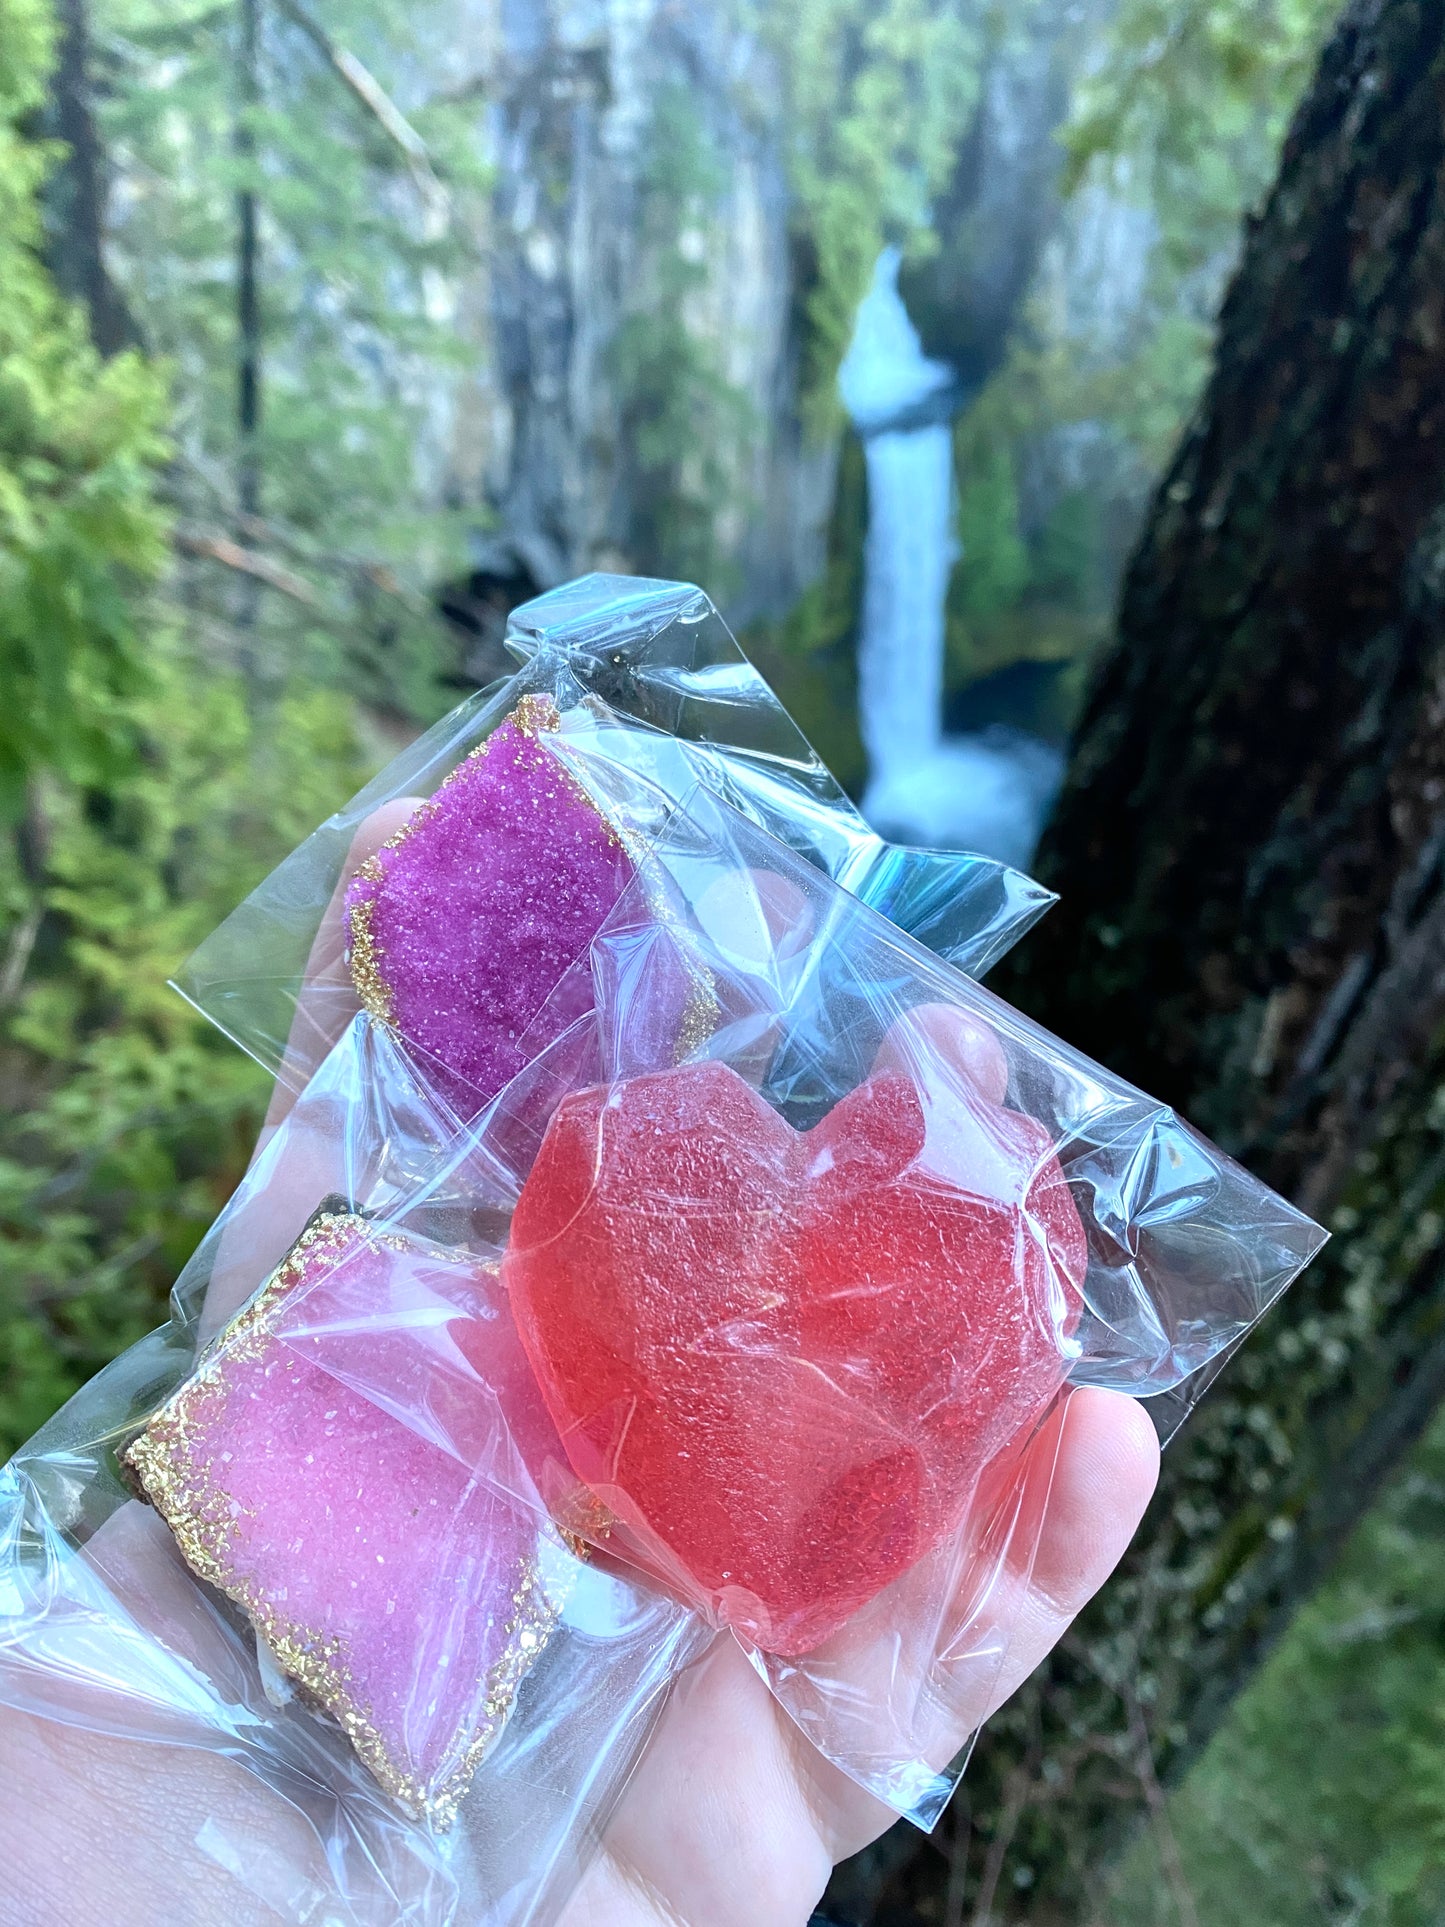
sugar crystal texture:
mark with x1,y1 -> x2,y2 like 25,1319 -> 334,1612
345,698 -> 636,1116
505,1058 -> 1085,1655
125,1213 -> 557,1825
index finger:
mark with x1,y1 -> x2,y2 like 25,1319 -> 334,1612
261,799 -> 423,1138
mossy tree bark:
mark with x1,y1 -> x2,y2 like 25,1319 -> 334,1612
830,1 -> 1445,1918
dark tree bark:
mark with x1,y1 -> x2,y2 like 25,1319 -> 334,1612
232,0 -> 264,648
236,0 -> 263,528
830,1 -> 1445,1918
41,0 -> 131,355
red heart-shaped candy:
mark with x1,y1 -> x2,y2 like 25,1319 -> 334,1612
504,1052 -> 1085,1653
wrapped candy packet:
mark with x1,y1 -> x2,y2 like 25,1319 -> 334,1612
270,777 -> 1326,1825
0,568 -> 1326,1920
0,1014 -> 707,1924
122,1204 -> 565,1828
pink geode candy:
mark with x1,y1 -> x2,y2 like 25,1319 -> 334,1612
344,695 -> 636,1115
125,1210 -> 558,1825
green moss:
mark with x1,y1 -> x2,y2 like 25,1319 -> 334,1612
954,438 -> 1030,624
943,381 -> 1110,722
1034,488 -> 1101,606
1102,1408 -> 1445,1927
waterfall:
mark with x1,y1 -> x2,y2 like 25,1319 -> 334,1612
838,250 -> 1063,871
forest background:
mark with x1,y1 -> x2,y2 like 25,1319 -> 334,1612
2,0 -> 1439,1921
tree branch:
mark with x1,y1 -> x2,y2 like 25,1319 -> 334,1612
173,528 -> 321,606
272,0 -> 448,228
166,454 -> 429,610
0,905 -> 43,1010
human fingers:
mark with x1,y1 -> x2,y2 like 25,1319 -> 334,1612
774,1387 -> 1158,1864
0,1703 -> 304,1927
565,1396 -> 1157,1926
873,998 -> 1010,1103
0,1502 -> 349,1927
261,798 -> 423,1136
556,1632 -> 836,1927
976,1385 -> 1159,1715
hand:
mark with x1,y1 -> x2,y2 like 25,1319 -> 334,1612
0,1392 -> 1154,1927
560,1386 -> 1157,1926
0,815 -> 1160,1927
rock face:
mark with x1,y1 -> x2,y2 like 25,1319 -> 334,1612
415,2 -> 1158,671
900,2 -> 1079,392
420,1 -> 834,633
903,0 -> 1160,604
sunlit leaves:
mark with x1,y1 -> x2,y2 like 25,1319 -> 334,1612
1065,0 -> 1339,275
0,0 -> 169,821
0,0 -> 369,1451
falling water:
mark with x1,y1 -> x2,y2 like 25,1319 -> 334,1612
838,251 -> 1063,870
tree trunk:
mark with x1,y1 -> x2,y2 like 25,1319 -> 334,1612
41,0 -> 130,355
831,0 -> 1445,1917
235,0 -> 263,529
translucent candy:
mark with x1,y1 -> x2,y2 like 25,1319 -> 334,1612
125,1211 -> 558,1825
344,696 -> 635,1116
505,1056 -> 1085,1655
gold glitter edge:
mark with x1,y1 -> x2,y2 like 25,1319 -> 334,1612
343,694 -> 633,1020
124,1211 -> 553,1827
345,870 -> 395,1027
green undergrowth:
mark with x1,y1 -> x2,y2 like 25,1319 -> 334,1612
1104,1408 -> 1445,1927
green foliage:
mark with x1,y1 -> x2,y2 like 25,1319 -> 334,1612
4,8 -> 1444,1911
953,434 -> 1029,625
95,0 -> 482,717
742,428 -> 868,795
1059,0 -> 1339,469
1065,0 -> 1339,266
760,0 -> 981,435
0,0 -> 368,1454
1032,487 -> 1097,606
0,651 -> 364,1451
0,0 -> 169,818
935,0 -> 1336,735
941,367 -> 1109,738
1103,1407 -> 1445,1926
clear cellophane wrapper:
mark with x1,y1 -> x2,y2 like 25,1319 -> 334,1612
0,574 -> 1325,1925
261,766 -> 1321,1826
170,573 -> 1054,1098
1,1022 -> 709,1924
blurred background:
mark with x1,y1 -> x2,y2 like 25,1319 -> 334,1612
6,0 -> 1445,1920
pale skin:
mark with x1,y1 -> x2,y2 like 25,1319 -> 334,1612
0,811 -> 1161,1927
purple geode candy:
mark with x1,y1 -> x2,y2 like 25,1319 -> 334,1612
125,1210 -> 559,1825
345,696 -> 636,1115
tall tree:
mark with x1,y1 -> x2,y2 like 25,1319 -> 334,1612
41,0 -> 130,352
94,0 -> 479,716
828,0 -> 1445,1917
234,0 -> 262,530
0,0 -> 376,1461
